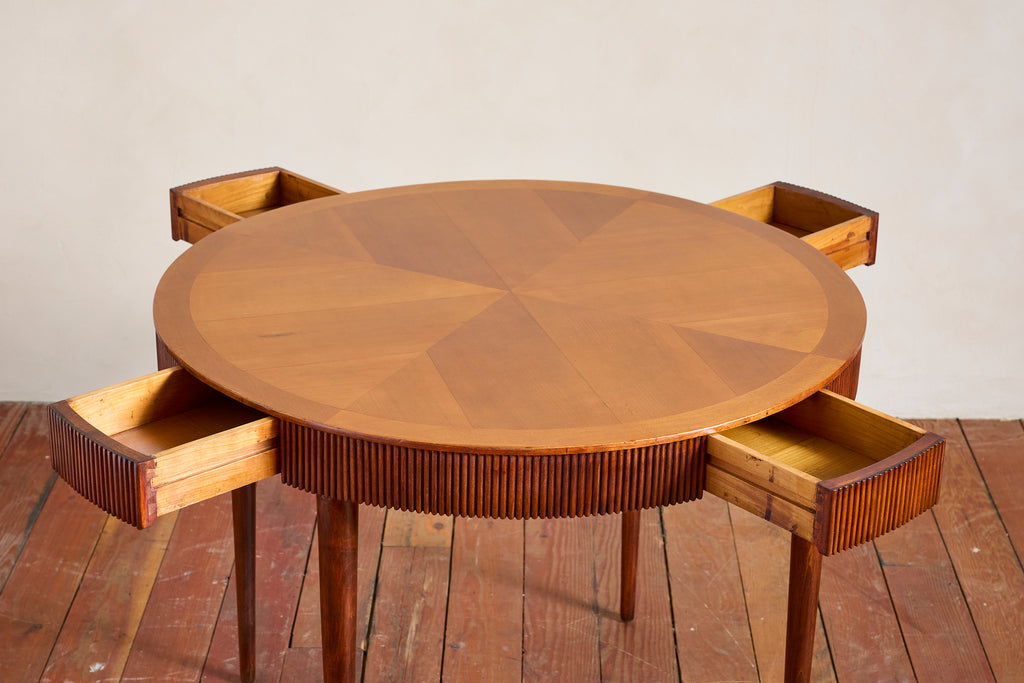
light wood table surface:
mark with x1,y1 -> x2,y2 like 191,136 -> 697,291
154,180 -> 866,682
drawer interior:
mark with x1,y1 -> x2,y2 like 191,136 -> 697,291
722,399 -> 921,480
183,168 -> 339,217
170,167 -> 342,243
707,390 -> 944,554
711,182 -> 878,270
114,400 -> 264,454
722,418 -> 877,480
50,368 -> 279,528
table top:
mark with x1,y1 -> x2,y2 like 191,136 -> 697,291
154,180 -> 865,455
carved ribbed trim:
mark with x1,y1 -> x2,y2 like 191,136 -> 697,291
281,423 -> 706,518
815,434 -> 945,555
48,405 -> 151,528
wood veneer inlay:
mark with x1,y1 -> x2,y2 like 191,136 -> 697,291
155,180 -> 866,454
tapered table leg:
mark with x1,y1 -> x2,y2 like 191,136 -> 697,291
785,534 -> 823,683
232,484 -> 257,683
620,509 -> 641,621
318,497 -> 359,683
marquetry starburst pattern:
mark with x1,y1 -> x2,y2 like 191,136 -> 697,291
156,181 -> 865,455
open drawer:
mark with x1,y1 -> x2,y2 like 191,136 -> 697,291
48,367 -> 280,529
711,182 -> 878,270
170,167 -> 343,244
706,390 -> 944,555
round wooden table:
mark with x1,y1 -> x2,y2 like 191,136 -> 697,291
154,180 -> 866,682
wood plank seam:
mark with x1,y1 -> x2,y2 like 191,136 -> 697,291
725,502 -> 765,682
520,518 -> 528,677
434,514 -> 459,683
869,536 -> 925,681
362,508 -> 421,664
44,509 -> 180,679
128,508 -> 186,638
954,419 -> 1024,573
3,471 -> 59,595
0,404 -> 30,460
0,479 -> 108,680
656,507 -> 686,681
358,508 -> 387,667
815,603 -> 838,679
288,523 -> 318,649
944,419 -> 1016,679
593,524 -> 608,683
901,419 -> 1005,680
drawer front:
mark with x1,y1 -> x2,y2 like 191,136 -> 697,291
816,433 -> 944,554
48,368 -> 279,529
281,421 -> 707,519
49,409 -> 149,527
707,390 -> 945,555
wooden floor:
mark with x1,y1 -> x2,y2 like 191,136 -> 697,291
1,403 -> 1022,682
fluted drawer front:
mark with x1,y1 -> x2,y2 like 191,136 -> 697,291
815,433 -> 943,554
706,390 -> 944,555
281,421 -> 706,519
48,367 -> 279,528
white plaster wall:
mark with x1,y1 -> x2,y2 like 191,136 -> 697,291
1,1 -> 1021,417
